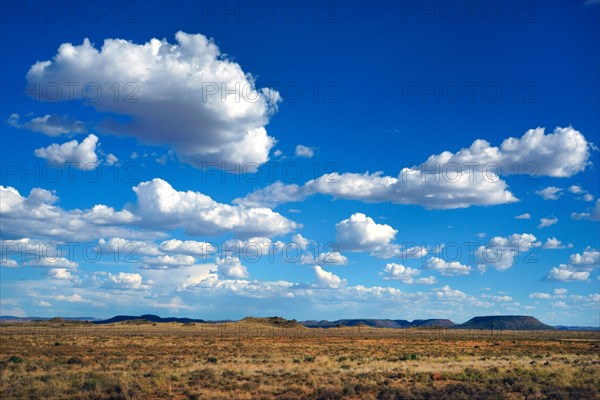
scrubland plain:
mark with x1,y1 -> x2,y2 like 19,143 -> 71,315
1,320 -> 599,399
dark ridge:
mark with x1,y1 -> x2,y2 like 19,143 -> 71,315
5,315 -> 590,330
0,316 -> 99,322
240,316 -> 304,328
299,319 -> 453,329
454,315 -> 555,330
555,325 -> 600,331
93,314 -> 206,325
409,319 -> 455,328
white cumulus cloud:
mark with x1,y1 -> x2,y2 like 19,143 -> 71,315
313,265 -> 345,289
423,257 -> 471,276
335,213 -> 398,255
477,233 -> 540,271
547,265 -> 590,282
133,178 -> 299,237
295,145 -> 314,158
34,134 -> 99,169
26,32 -> 281,170
236,126 -> 591,210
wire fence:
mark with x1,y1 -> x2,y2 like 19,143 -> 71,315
2,323 -> 598,343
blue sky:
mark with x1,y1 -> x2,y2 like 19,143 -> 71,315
1,0 -> 599,325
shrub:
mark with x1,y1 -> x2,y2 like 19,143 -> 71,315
314,387 -> 343,400
342,384 -> 356,396
82,379 -> 98,391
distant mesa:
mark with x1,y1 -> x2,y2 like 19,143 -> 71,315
409,319 -> 455,328
300,318 -> 454,329
93,314 -> 206,325
454,316 -> 555,331
240,316 -> 305,328
2,314 -> 593,330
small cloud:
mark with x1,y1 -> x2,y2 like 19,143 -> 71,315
568,185 -> 584,194
553,288 -> 568,296
294,145 -> 314,158
547,264 -> 590,282
105,153 -> 119,166
515,213 -> 531,220
1,259 -> 19,268
52,294 -> 89,303
551,301 -> 568,309
379,263 -> 421,283
216,256 -> 249,279
48,268 -> 75,280
313,265 -> 345,289
538,216 -> 558,229
7,113 -> 86,136
423,257 -> 471,276
529,292 -> 551,299
155,155 -> 168,165
535,186 -> 563,200
414,276 -> 437,285
273,149 -> 283,157
34,134 -> 100,170
571,199 -> 600,221
542,237 -> 573,249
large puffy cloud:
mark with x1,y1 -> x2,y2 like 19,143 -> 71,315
34,134 -> 99,169
26,32 -> 280,169
133,178 -> 298,237
236,126 -> 591,209
0,186 -> 146,241
1,179 -> 298,242
335,213 -> 398,253
477,233 -> 540,271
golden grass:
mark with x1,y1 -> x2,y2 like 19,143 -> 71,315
1,321 -> 599,399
